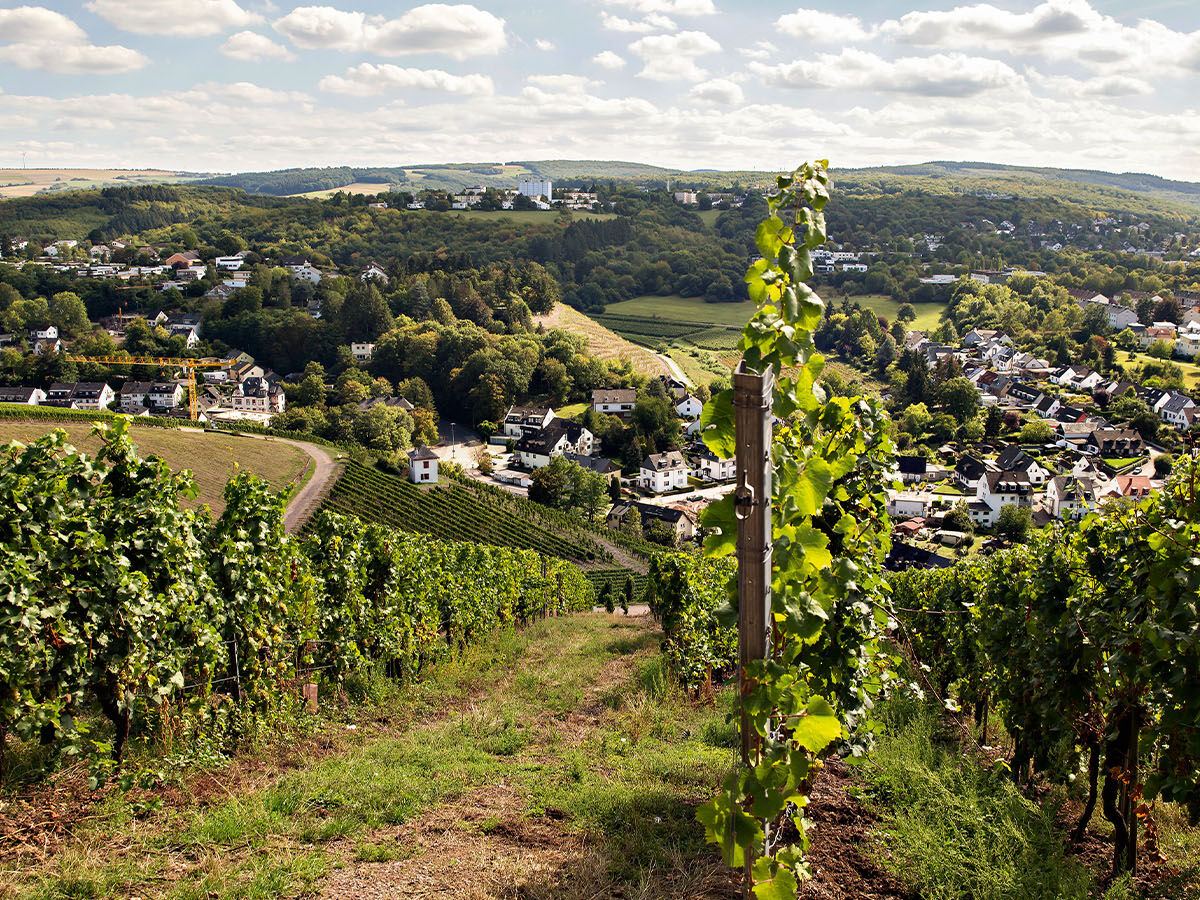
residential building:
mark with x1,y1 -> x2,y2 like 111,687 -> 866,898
896,455 -> 928,483
407,445 -> 439,484
513,420 -> 593,469
0,386 -> 45,405
120,381 -> 152,411
592,388 -> 636,418
502,405 -> 556,439
360,262 -> 388,284
1161,392 -> 1197,429
1087,429 -> 1142,456
214,253 -> 247,271
676,394 -> 703,419
693,447 -> 735,481
638,450 -> 689,494
971,470 -> 1033,527
149,382 -> 184,408
1047,475 -> 1097,519
230,377 -> 285,415
29,325 -> 58,342
351,342 -> 375,362
995,446 -> 1051,484
518,179 -> 553,200
607,501 -> 696,541
1100,475 -> 1153,501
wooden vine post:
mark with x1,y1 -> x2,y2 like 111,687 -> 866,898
733,360 -> 774,896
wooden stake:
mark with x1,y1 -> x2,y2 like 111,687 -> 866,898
733,361 -> 774,897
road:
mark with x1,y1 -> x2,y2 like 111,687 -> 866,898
657,352 -> 694,387
636,481 -> 733,506
228,432 -> 341,534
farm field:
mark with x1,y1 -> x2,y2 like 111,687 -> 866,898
0,168 -> 203,199
292,181 -> 396,198
534,304 -> 672,378
604,294 -> 754,327
1115,349 -> 1200,389
850,293 -> 949,330
0,422 -> 311,516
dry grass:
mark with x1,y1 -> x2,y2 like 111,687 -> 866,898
0,169 -> 198,198
0,422 -> 310,516
535,305 -> 672,378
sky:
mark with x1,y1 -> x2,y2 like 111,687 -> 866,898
0,0 -> 1198,179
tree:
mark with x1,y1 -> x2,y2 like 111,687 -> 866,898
995,504 -> 1032,542
985,406 -> 1003,438
474,445 -> 493,475
901,402 -> 931,436
608,474 -> 622,503
942,502 -> 974,535
1018,420 -> 1055,444
621,575 -> 633,614
1109,394 -> 1160,441
1154,454 -> 1173,478
48,291 -> 90,339
896,303 -> 917,323
600,581 -> 615,613
939,377 -> 981,424
529,457 -> 571,508
643,519 -> 678,548
620,504 -> 642,538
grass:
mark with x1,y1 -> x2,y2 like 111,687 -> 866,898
861,703 -> 1120,900
7,614 -> 734,900
1103,457 -> 1143,470
1114,349 -> 1200,390
605,294 -> 754,327
556,401 -> 588,419
0,422 -> 311,516
534,304 -> 672,379
848,293 -> 948,331
933,483 -> 966,495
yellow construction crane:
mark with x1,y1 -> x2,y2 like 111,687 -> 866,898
65,355 -> 224,421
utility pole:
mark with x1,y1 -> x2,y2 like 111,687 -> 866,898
733,360 -> 774,897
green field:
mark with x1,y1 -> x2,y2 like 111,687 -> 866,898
605,295 -> 754,327
0,422 -> 311,516
1115,349 -> 1200,389
851,294 -> 948,331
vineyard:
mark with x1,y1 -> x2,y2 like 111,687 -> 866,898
0,421 -> 593,777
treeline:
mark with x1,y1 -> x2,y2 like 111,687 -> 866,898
890,456 -> 1200,875
0,421 -> 593,778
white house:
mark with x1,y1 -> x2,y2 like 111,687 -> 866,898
502,405 -> 556,440
1047,475 -> 1097,520
231,377 -> 285,415
120,380 -> 152,411
638,450 -> 689,494
518,179 -> 553,200
0,386 -> 45,405
67,382 -> 115,410
693,447 -> 735,482
995,446 -> 1051,485
214,254 -> 246,271
149,382 -> 184,408
592,388 -> 635,419
513,420 -> 594,469
360,262 -> 388,284
1160,392 -> 1197,429
1106,304 -> 1138,330
407,445 -> 439,484
971,470 -> 1033,527
351,342 -> 375,362
30,325 -> 58,341
676,394 -> 704,419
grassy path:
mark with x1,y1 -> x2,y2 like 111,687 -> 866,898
6,613 -> 738,900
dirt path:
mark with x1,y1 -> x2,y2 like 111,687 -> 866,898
231,432 -> 341,533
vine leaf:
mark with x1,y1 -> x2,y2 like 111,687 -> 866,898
700,389 -> 736,459
791,696 -> 842,753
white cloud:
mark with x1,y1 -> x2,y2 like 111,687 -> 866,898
274,3 -> 507,59
777,8 -> 872,42
738,40 -> 777,61
754,49 -> 1024,97
221,30 -> 297,61
0,7 -> 147,73
690,78 -> 743,105
1031,71 -> 1154,98
534,39 -> 554,51
0,6 -> 86,43
199,82 -> 313,104
629,30 -> 720,81
85,0 -> 262,36
0,41 -> 149,74
601,12 -> 675,33
881,0 -> 1200,76
593,50 -> 626,69
273,6 -> 366,50
602,0 -> 715,15
319,63 -> 494,96
526,74 -> 601,92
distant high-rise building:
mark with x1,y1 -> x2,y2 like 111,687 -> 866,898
518,179 -> 553,199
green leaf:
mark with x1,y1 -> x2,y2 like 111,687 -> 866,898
791,696 -> 842,753
701,494 -> 737,557
700,390 -> 736,459
752,860 -> 799,900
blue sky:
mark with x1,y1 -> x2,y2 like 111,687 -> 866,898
0,0 -> 1197,179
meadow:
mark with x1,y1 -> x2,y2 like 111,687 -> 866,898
0,422 -> 311,516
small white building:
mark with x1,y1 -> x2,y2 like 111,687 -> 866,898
592,388 -> 635,419
676,394 -> 703,419
638,450 -> 689,494
694,448 -> 735,481
1047,475 -> 1097,520
351,342 -> 375,362
407,445 -> 439,484
0,386 -> 46,405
